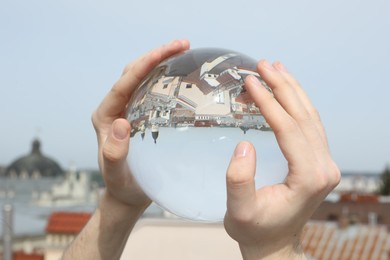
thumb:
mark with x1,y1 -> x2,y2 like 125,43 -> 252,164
102,118 -> 131,184
226,141 -> 257,220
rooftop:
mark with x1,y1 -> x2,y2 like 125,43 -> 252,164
45,212 -> 91,234
121,218 -> 390,259
12,251 -> 44,260
303,221 -> 390,259
4,138 -> 63,178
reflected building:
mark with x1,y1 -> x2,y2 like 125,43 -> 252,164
128,50 -> 272,143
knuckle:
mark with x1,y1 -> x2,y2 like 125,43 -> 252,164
111,82 -> 131,104
296,109 -> 314,126
328,162 -> 341,189
91,111 -> 99,128
226,171 -> 252,187
303,165 -> 331,195
299,108 -> 312,120
91,111 -> 104,136
102,144 -> 123,163
122,62 -> 133,76
226,158 -> 255,188
311,108 -> 321,121
313,168 -> 329,192
310,162 -> 341,194
227,210 -> 256,225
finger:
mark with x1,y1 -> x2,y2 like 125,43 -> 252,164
101,118 -> 150,205
122,39 -> 190,76
249,64 -> 336,195
273,62 -> 330,151
257,60 -> 310,124
94,40 -> 190,128
257,61 -> 328,159
244,75 -> 316,167
101,118 -> 131,187
226,141 -> 257,221
272,62 -> 317,119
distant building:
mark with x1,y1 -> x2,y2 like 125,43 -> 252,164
0,166 -> 6,176
44,212 -> 91,260
32,169 -> 98,207
303,221 -> 389,259
318,172 -> 390,229
334,172 -> 381,194
314,193 -> 390,228
0,235 -> 46,260
0,137 -> 98,259
3,138 -> 63,178
10,251 -> 44,260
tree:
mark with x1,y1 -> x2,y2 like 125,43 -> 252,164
378,166 -> 390,195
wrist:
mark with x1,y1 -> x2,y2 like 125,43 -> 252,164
99,190 -> 150,222
62,191 -> 149,260
88,190 -> 150,259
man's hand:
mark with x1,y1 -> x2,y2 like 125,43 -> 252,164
224,61 -> 340,260
62,40 -> 190,260
92,39 -> 190,210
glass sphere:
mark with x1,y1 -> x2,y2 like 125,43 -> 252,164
126,48 -> 287,222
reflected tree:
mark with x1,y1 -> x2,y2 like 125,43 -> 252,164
378,166 -> 390,195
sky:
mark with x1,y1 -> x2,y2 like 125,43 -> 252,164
1,0 -> 389,173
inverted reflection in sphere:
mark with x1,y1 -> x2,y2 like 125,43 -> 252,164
126,48 -> 287,221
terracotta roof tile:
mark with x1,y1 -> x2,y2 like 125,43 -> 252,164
303,221 -> 390,259
45,211 -> 91,234
340,193 -> 380,203
13,251 -> 44,260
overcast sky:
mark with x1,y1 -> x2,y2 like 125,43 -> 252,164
1,0 -> 389,173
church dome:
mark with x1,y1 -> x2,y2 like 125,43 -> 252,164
5,138 -> 64,178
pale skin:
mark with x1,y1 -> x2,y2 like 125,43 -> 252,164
62,40 -> 340,260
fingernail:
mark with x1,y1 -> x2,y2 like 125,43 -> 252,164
113,121 -> 129,140
246,75 -> 261,86
234,142 -> 251,158
261,60 -> 275,71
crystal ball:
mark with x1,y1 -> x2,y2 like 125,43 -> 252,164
126,48 -> 287,221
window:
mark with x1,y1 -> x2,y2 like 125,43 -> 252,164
163,84 -> 168,89
186,84 -> 192,89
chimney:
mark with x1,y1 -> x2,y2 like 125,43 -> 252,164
338,206 -> 350,229
2,203 -> 13,260
368,212 -> 378,226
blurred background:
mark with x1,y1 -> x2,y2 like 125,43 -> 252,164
0,0 -> 389,259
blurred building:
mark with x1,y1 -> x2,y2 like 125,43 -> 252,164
334,172 -> 381,194
303,221 -> 389,259
0,138 -> 98,259
44,212 -> 91,260
32,169 -> 98,207
3,138 -> 63,179
313,193 -> 390,229
0,166 -> 6,176
119,172 -> 390,259
4,251 -> 45,260
1,140 -> 388,259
